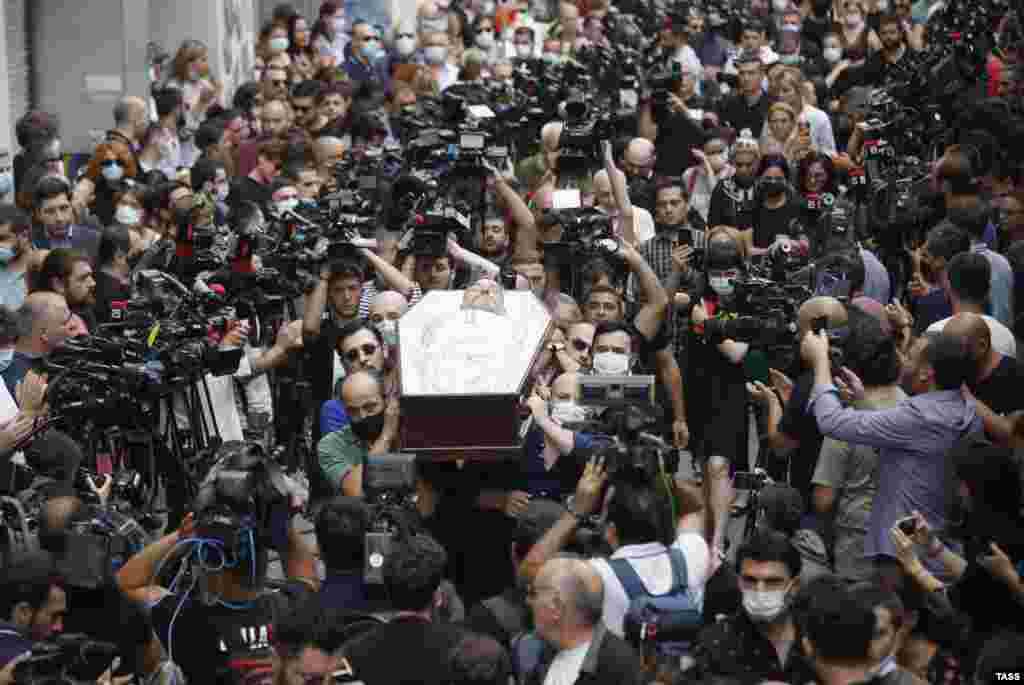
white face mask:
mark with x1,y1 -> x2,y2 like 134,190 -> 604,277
742,587 -> 790,622
476,32 -> 495,49
550,400 -> 587,423
424,46 -> 448,64
773,0 -> 790,11
481,0 -> 497,14
115,205 -> 141,226
101,163 -> 124,182
269,37 -> 290,52
709,274 -> 736,296
823,47 -> 843,62
593,351 -> 630,375
377,319 -> 398,346
396,37 -> 417,56
515,43 -> 533,58
276,199 -> 299,214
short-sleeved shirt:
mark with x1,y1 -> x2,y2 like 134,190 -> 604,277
812,392 -> 905,579
318,424 -> 367,491
151,580 -> 313,685
590,534 -> 710,637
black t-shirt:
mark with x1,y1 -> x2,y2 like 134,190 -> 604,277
974,355 -> 1024,416
753,196 -> 807,250
343,616 -> 468,685
151,580 -> 312,685
778,371 -> 824,499
654,105 -> 708,177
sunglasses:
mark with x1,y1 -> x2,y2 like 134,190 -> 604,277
344,343 -> 379,363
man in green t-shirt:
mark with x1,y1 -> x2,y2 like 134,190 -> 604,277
318,369 -> 398,497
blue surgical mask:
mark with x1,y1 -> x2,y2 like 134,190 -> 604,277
0,172 -> 13,197
0,348 -> 13,373
0,247 -> 15,264
102,162 -> 124,182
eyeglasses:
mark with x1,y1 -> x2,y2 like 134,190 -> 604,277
344,343 -> 379,363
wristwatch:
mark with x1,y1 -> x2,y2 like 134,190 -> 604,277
549,342 -> 566,352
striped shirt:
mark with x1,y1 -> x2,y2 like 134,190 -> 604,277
358,280 -> 423,319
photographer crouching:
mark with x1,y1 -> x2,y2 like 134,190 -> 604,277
115,441 -> 317,685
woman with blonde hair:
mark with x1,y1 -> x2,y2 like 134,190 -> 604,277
765,67 -> 836,156
165,39 -> 223,123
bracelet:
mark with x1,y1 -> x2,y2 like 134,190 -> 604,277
927,538 -> 944,558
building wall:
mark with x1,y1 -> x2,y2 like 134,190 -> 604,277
32,0 -> 126,154
5,0 -> 28,153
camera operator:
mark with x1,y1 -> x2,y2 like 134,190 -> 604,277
303,257 -> 366,442
639,63 -> 708,177
318,369 -> 398,498
828,14 -> 918,93
519,457 -> 709,639
580,243 -> 688,448
686,228 -> 755,471
593,141 -> 655,247
116,459 -> 318,685
478,160 -> 538,267
313,496 -> 374,611
34,248 -> 96,334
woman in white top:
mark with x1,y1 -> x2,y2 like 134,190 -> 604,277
163,40 -> 223,127
311,0 -> 349,70
682,136 -> 734,223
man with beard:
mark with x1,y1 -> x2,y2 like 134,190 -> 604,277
830,13 -> 917,92
30,176 -> 101,262
35,249 -> 95,334
943,312 -> 1024,416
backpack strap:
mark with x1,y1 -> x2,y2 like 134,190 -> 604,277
608,557 -> 649,599
667,546 -> 690,594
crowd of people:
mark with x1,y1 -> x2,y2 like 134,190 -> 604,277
0,0 -> 1023,683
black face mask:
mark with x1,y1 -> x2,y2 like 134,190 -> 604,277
734,174 -> 756,189
759,178 -> 788,197
350,412 -> 386,443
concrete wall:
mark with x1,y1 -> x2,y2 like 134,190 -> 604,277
33,0 -> 126,154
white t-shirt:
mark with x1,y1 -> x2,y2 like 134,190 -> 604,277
589,532 -> 710,637
543,640 -> 590,685
0,379 -> 18,423
926,314 -> 1017,359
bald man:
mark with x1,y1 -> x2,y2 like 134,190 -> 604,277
944,312 -> 1024,415
368,290 -> 409,345
592,169 -> 656,245
313,136 -> 348,191
3,292 -> 73,397
524,557 -> 640,683
110,96 -> 148,156
621,138 -> 657,213
318,369 -> 397,497
515,121 -> 565,193
522,371 -> 606,498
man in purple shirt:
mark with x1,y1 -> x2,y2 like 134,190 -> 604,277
802,330 -> 981,574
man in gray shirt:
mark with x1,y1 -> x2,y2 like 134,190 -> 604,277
803,330 -> 981,575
